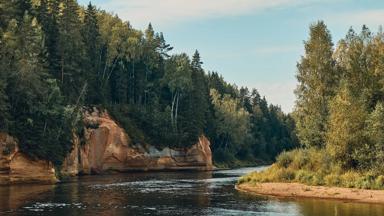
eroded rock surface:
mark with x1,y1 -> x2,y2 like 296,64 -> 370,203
0,108 -> 213,185
0,133 -> 57,185
62,108 -> 213,175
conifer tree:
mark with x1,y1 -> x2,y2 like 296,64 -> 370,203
58,0 -> 86,101
189,50 -> 209,133
37,0 -> 61,78
82,2 -> 102,103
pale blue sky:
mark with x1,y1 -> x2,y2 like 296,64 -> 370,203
78,0 -> 384,112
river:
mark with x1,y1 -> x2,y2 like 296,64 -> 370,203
1,166 -> 384,215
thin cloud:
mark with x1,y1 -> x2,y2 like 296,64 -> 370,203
327,10 -> 384,29
98,0 -> 314,28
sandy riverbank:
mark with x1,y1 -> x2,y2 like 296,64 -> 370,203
236,182 -> 384,204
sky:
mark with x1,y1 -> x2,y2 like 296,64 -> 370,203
78,0 -> 384,113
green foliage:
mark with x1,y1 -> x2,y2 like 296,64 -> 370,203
239,148 -> 384,190
58,0 -> 86,101
294,21 -> 338,148
365,102 -> 384,173
243,22 -> 384,190
0,11 -> 77,166
0,0 -> 298,167
208,82 -> 298,165
326,83 -> 368,169
210,88 -> 250,151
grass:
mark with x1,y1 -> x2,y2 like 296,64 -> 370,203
238,148 -> 384,190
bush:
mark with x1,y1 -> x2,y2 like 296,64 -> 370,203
276,169 -> 296,181
290,149 -> 309,170
295,170 -> 314,184
238,148 -> 384,190
276,151 -> 293,168
375,175 -> 384,189
312,174 -> 325,186
340,171 -> 360,188
324,174 -> 341,186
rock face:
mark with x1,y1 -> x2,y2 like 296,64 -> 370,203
61,108 -> 213,176
0,108 -> 213,185
0,133 -> 57,185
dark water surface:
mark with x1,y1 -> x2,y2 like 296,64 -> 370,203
1,166 -> 384,215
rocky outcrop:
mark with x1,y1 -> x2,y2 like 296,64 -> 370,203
61,108 -> 213,176
0,133 -> 58,185
0,108 -> 213,185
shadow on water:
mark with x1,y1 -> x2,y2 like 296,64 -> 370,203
1,167 -> 384,215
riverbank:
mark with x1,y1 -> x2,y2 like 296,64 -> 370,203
236,182 -> 384,204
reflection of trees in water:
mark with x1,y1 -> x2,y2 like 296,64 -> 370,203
5,171 -> 384,216
0,184 -> 54,210
194,172 -> 213,208
296,199 -> 384,216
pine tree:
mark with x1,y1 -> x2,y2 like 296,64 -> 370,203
58,0 -> 86,101
38,0 -> 61,79
82,2 -> 102,104
294,21 -> 337,148
183,50 -> 209,142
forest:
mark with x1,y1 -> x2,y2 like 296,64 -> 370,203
241,21 -> 384,189
0,0 -> 298,167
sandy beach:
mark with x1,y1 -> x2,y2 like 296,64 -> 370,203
236,182 -> 384,204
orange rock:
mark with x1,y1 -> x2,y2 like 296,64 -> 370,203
0,107 -> 214,185
0,133 -> 58,185
62,108 -> 213,175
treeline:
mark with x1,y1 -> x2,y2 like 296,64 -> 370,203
295,21 -> 384,172
239,21 -> 384,190
0,0 -> 297,166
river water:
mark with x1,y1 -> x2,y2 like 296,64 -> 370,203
1,166 -> 384,215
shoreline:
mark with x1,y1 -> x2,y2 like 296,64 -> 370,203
236,182 -> 384,204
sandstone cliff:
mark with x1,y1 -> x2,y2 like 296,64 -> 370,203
0,133 -> 58,185
61,108 -> 213,175
0,108 -> 213,185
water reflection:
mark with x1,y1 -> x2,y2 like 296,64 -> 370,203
295,198 -> 384,216
1,167 -> 384,215
0,184 -> 54,210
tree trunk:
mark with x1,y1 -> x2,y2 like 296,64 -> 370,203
171,91 -> 177,128
175,92 -> 180,131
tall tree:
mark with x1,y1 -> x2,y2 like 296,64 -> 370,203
294,21 -> 337,148
163,54 -> 193,131
326,83 -> 368,169
188,50 -> 209,133
82,2 -> 103,104
37,0 -> 61,78
58,0 -> 86,101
